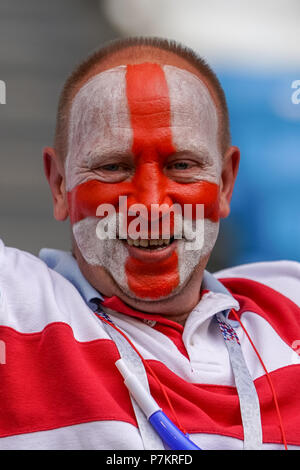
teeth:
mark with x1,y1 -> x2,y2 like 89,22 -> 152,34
125,238 -> 172,248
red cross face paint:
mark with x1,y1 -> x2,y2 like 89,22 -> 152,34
66,63 -> 221,300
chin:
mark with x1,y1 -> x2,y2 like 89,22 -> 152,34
72,216 -> 217,305
114,262 -> 199,304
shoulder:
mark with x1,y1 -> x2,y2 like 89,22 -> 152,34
0,238 -> 75,296
0,239 -> 104,340
214,260 -> 300,377
214,260 -> 300,355
0,238 -> 64,295
214,260 -> 300,307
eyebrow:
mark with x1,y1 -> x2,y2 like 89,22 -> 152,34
87,148 -> 134,166
169,147 -> 214,165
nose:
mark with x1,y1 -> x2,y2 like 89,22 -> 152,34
127,162 -> 173,212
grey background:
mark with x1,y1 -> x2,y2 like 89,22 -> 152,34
0,0 -> 116,254
0,0 -> 243,271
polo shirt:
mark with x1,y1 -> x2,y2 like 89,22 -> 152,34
0,239 -> 299,449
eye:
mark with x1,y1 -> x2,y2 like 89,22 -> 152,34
101,164 -> 122,172
164,158 -> 205,183
167,161 -> 191,170
92,161 -> 134,183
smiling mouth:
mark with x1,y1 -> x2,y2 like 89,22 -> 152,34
121,236 -> 176,250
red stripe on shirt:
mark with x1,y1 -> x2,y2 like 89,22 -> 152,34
147,361 -> 300,445
0,322 -> 136,437
219,277 -> 300,348
0,322 -> 299,445
102,295 -> 188,358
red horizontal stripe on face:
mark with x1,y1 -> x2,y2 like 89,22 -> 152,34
67,179 -> 220,225
166,180 -> 220,222
67,180 -> 132,225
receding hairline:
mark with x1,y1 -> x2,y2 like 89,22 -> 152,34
55,37 -> 231,161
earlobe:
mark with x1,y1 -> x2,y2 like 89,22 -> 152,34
219,146 -> 240,219
43,147 -> 69,221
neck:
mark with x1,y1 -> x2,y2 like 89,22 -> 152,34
74,245 -> 208,326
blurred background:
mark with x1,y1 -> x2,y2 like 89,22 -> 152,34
0,0 -> 299,271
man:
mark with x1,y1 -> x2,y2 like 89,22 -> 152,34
0,37 -> 299,450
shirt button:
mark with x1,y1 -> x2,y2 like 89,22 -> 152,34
143,319 -> 156,327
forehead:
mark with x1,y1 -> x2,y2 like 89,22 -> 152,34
65,64 -> 220,187
70,62 -> 217,118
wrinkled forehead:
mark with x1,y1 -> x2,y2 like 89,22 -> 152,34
65,64 -> 220,187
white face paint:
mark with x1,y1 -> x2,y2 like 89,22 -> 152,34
66,63 -> 221,301
73,213 -> 219,301
163,65 -> 221,295
65,66 -> 132,191
73,214 -> 129,291
163,65 -> 221,183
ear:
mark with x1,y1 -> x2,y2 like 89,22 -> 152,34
219,146 -> 240,219
43,147 -> 69,221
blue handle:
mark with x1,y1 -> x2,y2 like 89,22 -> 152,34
149,410 -> 201,450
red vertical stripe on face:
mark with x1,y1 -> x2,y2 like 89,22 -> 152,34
66,63 -> 220,301
125,63 -> 179,299
126,63 -> 177,158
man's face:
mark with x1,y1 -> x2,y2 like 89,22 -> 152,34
65,62 -> 222,301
